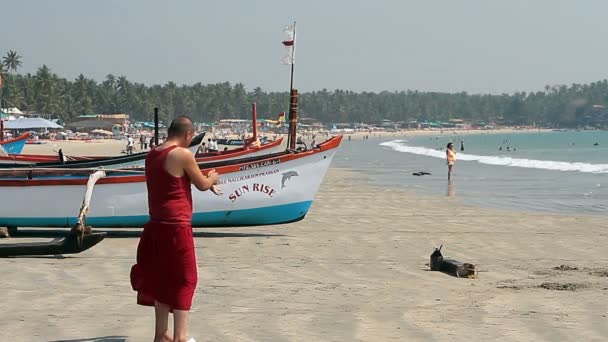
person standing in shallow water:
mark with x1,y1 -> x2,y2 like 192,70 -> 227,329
131,116 -> 222,342
446,142 -> 456,180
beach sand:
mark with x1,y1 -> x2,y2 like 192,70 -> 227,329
1,164 -> 606,341
21,139 -> 137,157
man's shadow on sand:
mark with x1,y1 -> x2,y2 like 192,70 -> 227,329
49,336 -> 126,342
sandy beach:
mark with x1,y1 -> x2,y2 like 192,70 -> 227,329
1,159 -> 606,341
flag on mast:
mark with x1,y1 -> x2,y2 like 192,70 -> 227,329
281,25 -> 296,65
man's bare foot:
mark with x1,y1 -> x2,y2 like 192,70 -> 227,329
154,332 -> 173,342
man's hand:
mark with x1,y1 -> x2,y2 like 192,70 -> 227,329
210,184 -> 223,196
207,169 -> 219,185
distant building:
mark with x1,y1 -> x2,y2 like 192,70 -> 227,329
1,108 -> 54,120
77,114 -> 129,125
66,120 -> 115,131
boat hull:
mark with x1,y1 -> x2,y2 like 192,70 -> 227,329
0,133 -> 30,154
0,137 -> 341,228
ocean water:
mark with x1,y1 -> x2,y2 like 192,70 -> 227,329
333,131 -> 608,214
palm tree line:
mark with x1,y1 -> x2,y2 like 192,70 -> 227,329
0,50 -> 607,127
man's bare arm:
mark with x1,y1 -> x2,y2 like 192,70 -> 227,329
181,149 -> 219,191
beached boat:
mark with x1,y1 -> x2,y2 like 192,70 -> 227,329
0,132 -> 31,154
216,136 -> 268,146
0,133 -> 206,168
0,135 -> 284,169
0,136 -> 342,228
195,137 -> 283,162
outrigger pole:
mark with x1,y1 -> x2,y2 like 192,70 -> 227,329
0,171 -> 107,257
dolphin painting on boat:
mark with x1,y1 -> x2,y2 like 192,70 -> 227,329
281,171 -> 299,188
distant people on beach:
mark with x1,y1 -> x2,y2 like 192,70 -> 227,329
207,138 -> 218,152
198,142 -> 206,154
139,135 -> 145,150
460,140 -> 464,152
446,142 -> 456,180
126,135 -> 135,155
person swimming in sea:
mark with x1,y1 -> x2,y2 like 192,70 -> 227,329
446,142 -> 456,180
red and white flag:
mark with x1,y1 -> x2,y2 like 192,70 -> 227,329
281,25 -> 295,65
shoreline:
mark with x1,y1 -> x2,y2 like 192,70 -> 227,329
347,127 -> 554,139
16,128 -> 552,156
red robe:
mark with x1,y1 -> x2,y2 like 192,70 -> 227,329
130,145 -> 198,311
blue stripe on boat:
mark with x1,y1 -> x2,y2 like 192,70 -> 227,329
0,201 -> 313,228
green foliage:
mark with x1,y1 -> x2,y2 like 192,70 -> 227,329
1,54 -> 607,127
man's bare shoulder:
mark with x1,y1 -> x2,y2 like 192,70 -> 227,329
166,146 -> 194,163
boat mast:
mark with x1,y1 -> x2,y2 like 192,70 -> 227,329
0,74 -> 4,142
252,103 -> 258,142
289,22 -> 296,95
287,21 -> 298,150
154,107 -> 159,146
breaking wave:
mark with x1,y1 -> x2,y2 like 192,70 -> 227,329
380,140 -> 608,174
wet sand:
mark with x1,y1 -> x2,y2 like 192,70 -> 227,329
0,166 -> 606,341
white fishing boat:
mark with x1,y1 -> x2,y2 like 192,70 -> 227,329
0,23 -> 333,230
0,136 -> 341,228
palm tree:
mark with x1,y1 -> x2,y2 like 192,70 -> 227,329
34,65 -> 60,114
0,62 -> 5,109
0,61 -> 4,90
2,51 -> 22,109
3,50 -> 22,73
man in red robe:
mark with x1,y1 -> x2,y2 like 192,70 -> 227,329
131,116 -> 221,342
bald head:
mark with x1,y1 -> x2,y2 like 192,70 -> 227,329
168,116 -> 194,138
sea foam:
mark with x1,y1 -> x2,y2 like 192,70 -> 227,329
380,140 -> 608,174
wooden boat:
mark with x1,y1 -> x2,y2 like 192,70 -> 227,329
0,136 -> 342,228
0,152 -> 105,165
0,135 -> 284,169
195,137 -> 283,162
216,136 -> 268,146
0,133 -> 206,168
0,132 -> 31,154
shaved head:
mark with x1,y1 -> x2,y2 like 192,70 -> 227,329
168,116 -> 194,137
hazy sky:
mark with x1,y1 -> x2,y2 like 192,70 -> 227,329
2,0 -> 607,94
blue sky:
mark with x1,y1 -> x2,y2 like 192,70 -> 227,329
2,0 -> 607,94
